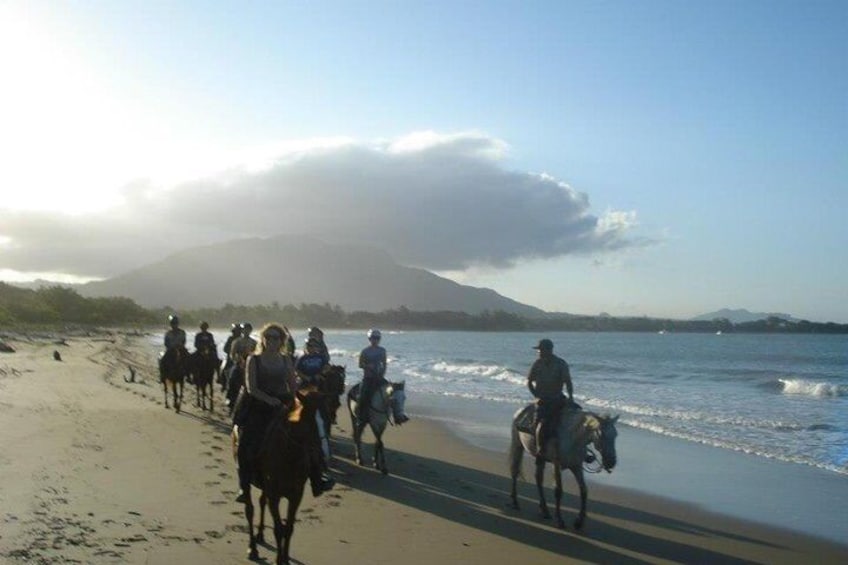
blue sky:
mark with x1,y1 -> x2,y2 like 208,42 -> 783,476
1,1 -> 846,322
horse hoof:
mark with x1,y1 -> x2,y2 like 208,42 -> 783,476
574,518 -> 584,530
247,548 -> 259,560
557,519 -> 566,529
256,531 -> 265,544
540,508 -> 551,520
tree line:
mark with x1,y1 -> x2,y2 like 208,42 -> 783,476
2,283 -> 846,334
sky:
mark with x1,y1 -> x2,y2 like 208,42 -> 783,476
0,0 -> 846,322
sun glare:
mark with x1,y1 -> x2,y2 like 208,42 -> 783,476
0,6 -> 151,214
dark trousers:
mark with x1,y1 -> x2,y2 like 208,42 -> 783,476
535,395 -> 567,451
357,377 -> 384,422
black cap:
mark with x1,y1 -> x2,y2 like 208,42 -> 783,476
533,338 -> 554,351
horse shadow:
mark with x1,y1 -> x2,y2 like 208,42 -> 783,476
326,433 -> 779,565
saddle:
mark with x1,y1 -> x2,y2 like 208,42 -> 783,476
515,401 -> 581,435
515,404 -> 537,434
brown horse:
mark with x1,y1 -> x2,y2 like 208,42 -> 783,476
158,348 -> 187,413
188,346 -> 219,411
233,391 -> 321,564
319,365 -> 346,434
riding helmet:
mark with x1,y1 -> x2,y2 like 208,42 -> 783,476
367,328 -> 381,340
200,321 -> 209,330
168,314 -> 180,326
308,326 -> 323,338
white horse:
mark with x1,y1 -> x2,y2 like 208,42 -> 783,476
347,381 -> 409,474
509,404 -> 619,529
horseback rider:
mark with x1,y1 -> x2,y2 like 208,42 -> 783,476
356,328 -> 387,423
307,326 -> 331,365
527,339 -> 575,461
160,314 -> 188,380
295,337 -> 336,495
235,323 -> 299,503
220,322 -> 241,391
194,321 -> 217,353
227,323 -> 257,414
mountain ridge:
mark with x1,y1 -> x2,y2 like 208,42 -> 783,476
74,235 -> 546,316
691,308 -> 800,323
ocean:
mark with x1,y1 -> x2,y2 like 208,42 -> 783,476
149,328 -> 848,541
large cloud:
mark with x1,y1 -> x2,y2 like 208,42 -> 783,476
0,132 -> 644,278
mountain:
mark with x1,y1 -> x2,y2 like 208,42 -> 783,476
691,308 -> 800,324
76,235 -> 545,316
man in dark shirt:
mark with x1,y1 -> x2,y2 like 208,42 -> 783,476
194,321 -> 217,352
527,338 -> 574,460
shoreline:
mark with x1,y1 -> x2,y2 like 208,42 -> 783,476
0,333 -> 846,564
411,392 -> 848,545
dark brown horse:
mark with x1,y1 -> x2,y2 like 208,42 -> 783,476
233,391 -> 321,564
188,346 -> 219,411
159,348 -> 187,413
319,365 -> 346,435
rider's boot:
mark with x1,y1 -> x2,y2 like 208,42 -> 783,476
309,448 -> 335,497
235,466 -> 249,503
535,423 -> 546,460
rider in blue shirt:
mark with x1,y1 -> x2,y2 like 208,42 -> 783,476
295,337 -> 335,495
356,329 -> 387,423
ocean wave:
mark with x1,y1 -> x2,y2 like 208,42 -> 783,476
623,418 -> 848,476
777,378 -> 847,397
582,397 -> 823,433
430,361 -> 524,385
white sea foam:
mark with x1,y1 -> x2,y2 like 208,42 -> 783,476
779,378 -> 847,397
431,361 -> 523,385
624,418 -> 848,476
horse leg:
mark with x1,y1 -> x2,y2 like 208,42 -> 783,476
535,456 -> 551,519
163,380 -> 169,409
173,380 -> 181,414
256,491 -> 266,545
209,381 -> 214,412
508,427 -> 523,510
244,487 -> 259,560
281,491 -> 303,565
553,461 -> 565,529
352,420 -> 364,466
374,428 -> 388,475
573,467 -> 588,530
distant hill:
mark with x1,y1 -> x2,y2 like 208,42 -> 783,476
75,235 -> 545,316
692,308 -> 800,324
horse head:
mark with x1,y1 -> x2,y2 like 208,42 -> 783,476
387,381 -> 409,425
322,365 -> 347,396
588,414 -> 619,472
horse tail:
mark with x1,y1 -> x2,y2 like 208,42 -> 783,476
508,419 -> 524,481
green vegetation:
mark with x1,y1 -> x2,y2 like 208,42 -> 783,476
0,283 -> 157,327
2,283 -> 846,333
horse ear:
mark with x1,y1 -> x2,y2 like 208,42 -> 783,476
612,415 -> 619,424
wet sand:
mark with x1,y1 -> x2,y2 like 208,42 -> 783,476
0,332 -> 846,564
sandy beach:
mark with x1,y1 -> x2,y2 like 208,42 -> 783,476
1,332 -> 846,564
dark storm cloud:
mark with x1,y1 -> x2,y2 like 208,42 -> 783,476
0,133 -> 643,278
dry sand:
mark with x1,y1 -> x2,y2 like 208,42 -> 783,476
0,332 -> 846,564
